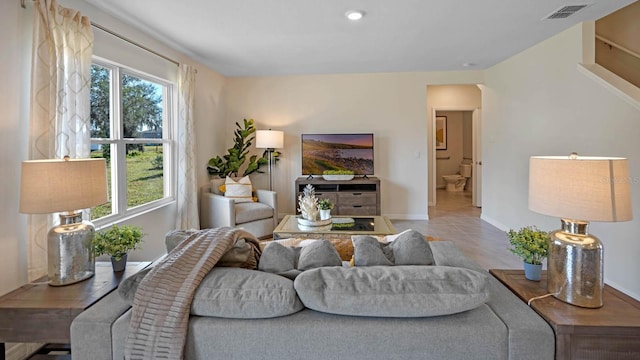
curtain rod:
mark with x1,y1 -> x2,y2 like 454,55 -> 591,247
21,0 -> 180,67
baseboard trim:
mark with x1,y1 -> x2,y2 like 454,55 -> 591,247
385,213 -> 429,221
479,214 -> 508,231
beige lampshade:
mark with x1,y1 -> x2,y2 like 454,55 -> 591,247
255,130 -> 284,149
20,158 -> 108,214
529,155 -> 632,222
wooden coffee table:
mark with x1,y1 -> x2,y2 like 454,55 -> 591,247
273,215 -> 396,240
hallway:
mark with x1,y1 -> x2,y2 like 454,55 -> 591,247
392,190 -> 522,270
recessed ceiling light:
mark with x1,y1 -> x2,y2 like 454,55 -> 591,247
345,10 -> 365,21
462,62 -> 477,67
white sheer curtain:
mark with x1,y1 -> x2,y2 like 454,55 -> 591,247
176,64 -> 199,229
27,0 -> 93,280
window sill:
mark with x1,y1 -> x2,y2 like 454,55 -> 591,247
93,198 -> 175,230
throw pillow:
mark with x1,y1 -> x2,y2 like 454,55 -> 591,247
294,265 -> 490,317
191,267 -> 304,319
352,229 -> 435,266
224,176 -> 253,203
259,239 -> 342,279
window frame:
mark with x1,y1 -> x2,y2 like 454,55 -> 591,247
90,56 -> 176,227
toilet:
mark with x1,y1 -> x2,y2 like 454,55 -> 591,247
443,163 -> 472,192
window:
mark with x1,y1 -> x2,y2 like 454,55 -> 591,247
90,59 -> 174,223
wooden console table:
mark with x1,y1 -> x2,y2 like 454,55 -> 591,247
490,269 -> 640,360
295,176 -> 380,216
0,261 -> 150,360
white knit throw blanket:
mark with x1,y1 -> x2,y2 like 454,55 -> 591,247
125,227 -> 260,360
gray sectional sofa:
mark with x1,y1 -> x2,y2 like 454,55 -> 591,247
71,239 -> 554,360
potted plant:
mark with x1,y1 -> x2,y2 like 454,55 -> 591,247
507,226 -> 550,281
207,118 -> 279,178
317,198 -> 334,220
93,225 -> 144,272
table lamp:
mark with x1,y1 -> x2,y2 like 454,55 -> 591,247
256,129 -> 284,191
20,157 -> 108,286
528,153 -> 632,308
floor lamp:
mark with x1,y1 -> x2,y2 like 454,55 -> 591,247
20,157 -> 108,286
528,153 -> 632,308
256,129 -> 284,191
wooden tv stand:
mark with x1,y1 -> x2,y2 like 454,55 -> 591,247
295,176 -> 380,216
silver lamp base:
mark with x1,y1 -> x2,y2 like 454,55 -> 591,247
47,212 -> 96,286
547,219 -> 603,308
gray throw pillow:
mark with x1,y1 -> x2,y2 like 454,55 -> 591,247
297,239 -> 343,270
294,265 -> 489,317
390,229 -> 435,265
259,239 -> 342,279
191,267 -> 304,319
351,236 -> 393,266
258,241 -> 302,279
352,230 -> 434,266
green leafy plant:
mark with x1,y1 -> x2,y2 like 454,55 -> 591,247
207,119 -> 280,178
507,226 -> 550,265
317,198 -> 334,210
323,169 -> 354,175
93,225 -> 144,261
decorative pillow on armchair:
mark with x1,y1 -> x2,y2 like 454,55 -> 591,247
223,176 -> 253,203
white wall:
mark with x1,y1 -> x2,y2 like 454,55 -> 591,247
0,0 -> 30,297
0,0 -> 228,297
482,24 -> 640,299
224,71 -> 483,220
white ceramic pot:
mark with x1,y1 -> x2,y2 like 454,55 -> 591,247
319,209 -> 332,220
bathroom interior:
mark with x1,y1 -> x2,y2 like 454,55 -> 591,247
435,110 -> 473,205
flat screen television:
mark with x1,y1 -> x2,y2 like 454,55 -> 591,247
301,133 -> 374,175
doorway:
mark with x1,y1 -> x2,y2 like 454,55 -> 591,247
426,85 -> 482,213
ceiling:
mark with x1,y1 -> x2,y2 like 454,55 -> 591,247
84,0 -> 636,77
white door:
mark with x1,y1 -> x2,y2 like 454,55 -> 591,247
472,108 -> 482,207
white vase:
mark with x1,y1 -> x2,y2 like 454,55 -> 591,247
319,209 -> 331,220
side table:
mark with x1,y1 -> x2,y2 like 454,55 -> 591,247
490,269 -> 640,360
0,261 -> 150,360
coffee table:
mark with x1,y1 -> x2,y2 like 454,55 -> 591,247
273,215 -> 396,240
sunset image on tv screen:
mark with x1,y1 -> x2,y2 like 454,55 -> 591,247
301,134 -> 374,175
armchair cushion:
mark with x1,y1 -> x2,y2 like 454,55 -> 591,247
235,202 -> 274,224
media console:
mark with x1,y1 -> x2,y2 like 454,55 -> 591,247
295,176 -> 380,216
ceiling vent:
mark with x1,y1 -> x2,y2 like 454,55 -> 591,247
545,5 -> 588,19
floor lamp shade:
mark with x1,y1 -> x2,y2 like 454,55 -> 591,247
256,130 -> 284,191
528,155 -> 632,308
20,158 -> 108,286
255,130 -> 284,150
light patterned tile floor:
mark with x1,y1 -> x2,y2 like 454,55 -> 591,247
392,189 -> 522,270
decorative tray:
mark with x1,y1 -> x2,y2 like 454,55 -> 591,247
322,175 -> 354,181
297,216 -> 332,227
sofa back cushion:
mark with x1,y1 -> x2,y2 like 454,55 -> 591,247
294,265 -> 489,317
191,267 -> 304,319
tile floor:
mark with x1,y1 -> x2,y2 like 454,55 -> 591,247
392,189 -> 522,270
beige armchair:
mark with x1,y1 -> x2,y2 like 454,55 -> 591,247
199,180 -> 278,239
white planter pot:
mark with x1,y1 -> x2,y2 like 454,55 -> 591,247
319,209 -> 332,220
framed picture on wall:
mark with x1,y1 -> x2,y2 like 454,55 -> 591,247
436,116 -> 447,150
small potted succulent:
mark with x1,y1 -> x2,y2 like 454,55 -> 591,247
93,225 -> 144,272
507,226 -> 550,281
317,198 -> 334,220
